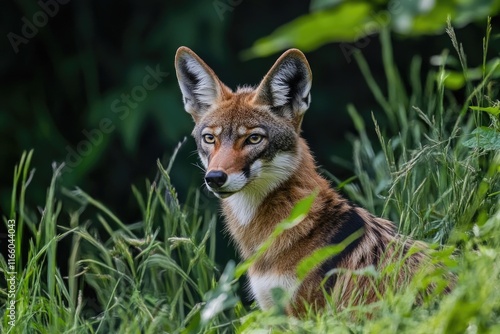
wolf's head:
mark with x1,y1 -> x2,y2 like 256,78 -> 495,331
175,47 -> 312,201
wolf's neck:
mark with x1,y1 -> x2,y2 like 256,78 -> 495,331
221,139 -> 334,257
222,139 -> 310,226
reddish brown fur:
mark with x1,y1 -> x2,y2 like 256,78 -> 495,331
222,138 -> 427,315
175,46 -> 433,317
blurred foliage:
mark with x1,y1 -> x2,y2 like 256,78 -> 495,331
2,2 -> 500,331
0,0 -> 310,220
243,0 -> 500,59
1,1 -> 499,252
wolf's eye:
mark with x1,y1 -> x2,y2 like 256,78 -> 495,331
246,134 -> 263,145
203,134 -> 215,144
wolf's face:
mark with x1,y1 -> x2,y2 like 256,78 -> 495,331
192,96 -> 300,199
175,47 -> 312,200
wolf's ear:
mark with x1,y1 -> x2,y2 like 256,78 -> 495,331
175,47 -> 228,120
253,49 -> 312,126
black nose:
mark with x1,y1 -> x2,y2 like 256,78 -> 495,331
205,170 -> 228,188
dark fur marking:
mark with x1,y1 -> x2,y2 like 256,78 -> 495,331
256,149 -> 271,164
263,128 -> 296,160
180,58 -> 200,91
284,68 -> 304,102
270,106 -> 286,117
369,228 -> 387,262
302,94 -> 309,105
319,208 -> 367,291
242,163 -> 251,179
226,125 -> 234,140
179,58 -> 209,110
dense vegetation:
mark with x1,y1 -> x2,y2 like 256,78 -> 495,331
2,1 -> 500,333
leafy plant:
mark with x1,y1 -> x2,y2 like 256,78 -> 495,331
242,0 -> 500,59
2,15 -> 500,334
1,144 -> 230,333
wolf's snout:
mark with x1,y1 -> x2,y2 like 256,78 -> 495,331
205,170 -> 228,188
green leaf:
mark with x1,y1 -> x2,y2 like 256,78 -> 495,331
463,127 -> 500,151
201,261 -> 239,325
288,191 -> 317,223
235,192 -> 317,279
404,2 -> 456,35
469,105 -> 500,116
441,57 -> 500,90
296,228 -> 364,281
442,70 -> 467,90
241,2 -> 374,59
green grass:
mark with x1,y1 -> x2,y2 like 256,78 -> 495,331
2,21 -> 500,333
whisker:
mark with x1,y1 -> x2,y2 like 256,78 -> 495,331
191,162 -> 206,173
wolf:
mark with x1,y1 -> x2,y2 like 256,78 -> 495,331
174,46 -> 428,316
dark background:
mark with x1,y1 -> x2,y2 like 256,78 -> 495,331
1,1 -> 499,263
